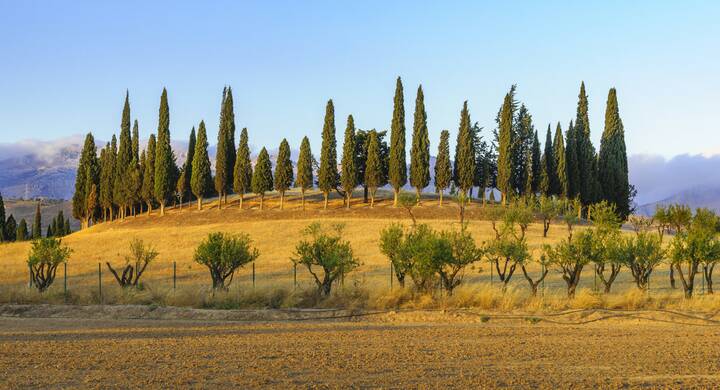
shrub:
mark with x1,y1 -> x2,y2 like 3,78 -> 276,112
194,232 -> 260,290
292,223 -> 360,296
106,238 -> 159,288
27,238 -> 72,292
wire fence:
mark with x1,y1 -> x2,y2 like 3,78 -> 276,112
8,259 -> 710,305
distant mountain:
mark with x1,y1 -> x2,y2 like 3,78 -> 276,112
636,184 -> 720,216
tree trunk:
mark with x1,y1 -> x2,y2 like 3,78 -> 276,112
159,201 -> 165,216
393,189 -> 399,207
300,190 -> 305,211
323,192 -> 328,210
363,186 -> 369,203
280,192 -> 285,210
439,191 -> 443,207
197,197 -> 202,211
346,192 -> 351,209
239,193 -> 244,210
218,192 -> 223,210
260,194 -> 264,210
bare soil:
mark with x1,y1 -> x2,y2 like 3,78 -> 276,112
2,304 -> 720,388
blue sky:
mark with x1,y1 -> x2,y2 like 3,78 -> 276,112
0,1 -> 718,158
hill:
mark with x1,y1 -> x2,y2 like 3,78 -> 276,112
3,198 -> 78,231
636,184 -> 720,216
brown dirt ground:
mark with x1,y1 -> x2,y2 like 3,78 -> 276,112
2,305 -> 720,388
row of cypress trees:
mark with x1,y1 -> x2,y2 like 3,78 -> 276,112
72,79 -> 631,229
0,194 -> 70,243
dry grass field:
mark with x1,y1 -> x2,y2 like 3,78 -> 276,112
2,308 -> 720,388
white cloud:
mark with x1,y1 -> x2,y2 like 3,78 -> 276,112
629,153 -> 720,205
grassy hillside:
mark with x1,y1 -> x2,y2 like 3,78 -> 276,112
0,189 -> 687,307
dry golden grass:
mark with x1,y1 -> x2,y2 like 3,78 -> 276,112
0,189 -> 707,309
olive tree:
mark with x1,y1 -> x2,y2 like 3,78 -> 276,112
194,232 -> 260,290
618,232 -> 665,290
536,195 -> 560,238
27,237 -> 72,292
588,201 -> 624,293
106,239 -> 158,288
543,230 -> 593,298
435,226 -> 483,295
292,223 -> 360,296
484,202 -> 533,288
670,208 -> 720,298
379,223 -> 413,288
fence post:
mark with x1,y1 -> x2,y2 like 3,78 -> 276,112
541,263 -> 545,297
173,261 -> 177,290
252,262 -> 256,289
28,264 -> 33,288
64,262 -> 68,301
98,262 -> 103,305
490,263 -> 493,285
293,263 -> 297,289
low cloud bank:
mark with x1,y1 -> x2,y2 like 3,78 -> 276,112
629,153 -> 720,205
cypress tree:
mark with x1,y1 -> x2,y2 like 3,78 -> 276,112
154,88 -> 175,216
233,128 -> 253,209
295,136 -> 314,210
176,167 -> 187,209
113,92 -> 133,219
574,82 -> 598,207
73,133 -> 99,228
453,101 -> 475,195
410,85 -> 430,202
388,77 -> 407,206
107,136 -> 118,220
215,88 -> 231,208
184,127 -> 196,202
46,223 -> 53,238
274,138 -> 294,210
4,215 -> 16,242
539,125 -> 556,196
554,123 -> 569,198
496,91 -> 514,205
141,135 -> 156,214
252,147 -> 273,210
32,203 -> 41,239
514,104 -> 534,195
16,219 -> 28,242
132,120 -> 140,163
86,181 -> 98,228
565,120 -> 580,200
340,115 -> 358,208
223,87 -> 237,202
64,218 -> 71,235
0,192 -> 5,242
318,100 -> 338,209
56,211 -> 65,237
598,88 -> 630,219
530,130 -> 541,193
191,121 -> 213,210
434,130 -> 451,206
365,130 -> 382,208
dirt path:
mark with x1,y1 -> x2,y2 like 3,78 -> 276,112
2,306 -> 720,388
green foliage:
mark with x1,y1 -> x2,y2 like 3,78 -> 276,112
364,130 -> 383,205
154,88 -> 177,212
670,208 -> 720,297
292,223 -> 360,296
553,123 -> 568,198
453,101 -> 475,193
565,120 -> 580,199
194,232 -> 260,290
318,100 -> 339,198
27,237 -> 72,292
598,88 -> 630,219
574,82 -> 599,206
190,121 -> 213,204
388,77 -> 407,198
141,135 -> 157,209
233,128 -> 253,197
379,223 -> 413,287
0,192 -> 5,242
434,130 -> 452,197
4,215 -> 16,242
543,230 -> 594,297
251,147 -> 273,208
496,89 -> 514,203
16,219 -> 28,242
215,87 -> 237,200
410,85 -> 430,196
340,115 -> 358,197
539,125 -> 556,196
617,232 -> 665,289
274,139 -> 294,208
72,133 -> 99,225
295,136 -> 314,196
